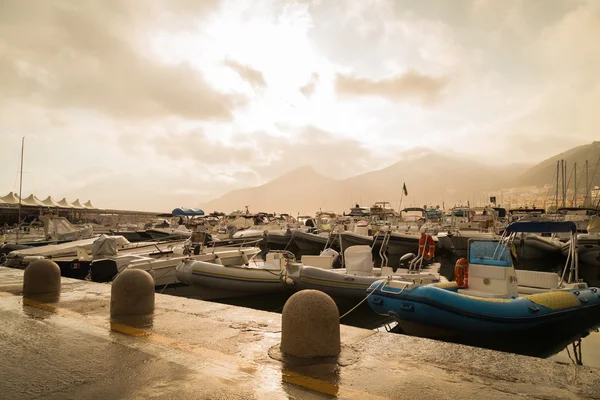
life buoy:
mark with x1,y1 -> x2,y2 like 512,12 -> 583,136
454,257 -> 469,288
418,233 -> 436,260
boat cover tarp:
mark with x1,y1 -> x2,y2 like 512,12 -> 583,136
92,234 -> 129,259
8,237 -> 100,258
172,208 -> 204,216
506,221 -> 577,234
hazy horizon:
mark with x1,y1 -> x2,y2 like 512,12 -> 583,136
1,0 -> 599,212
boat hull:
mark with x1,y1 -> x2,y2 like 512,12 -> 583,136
55,259 -> 92,279
513,234 -> 563,261
176,259 -> 291,298
292,231 -> 339,257
563,234 -> 600,267
368,282 -> 600,335
289,265 -> 382,299
261,232 -> 299,258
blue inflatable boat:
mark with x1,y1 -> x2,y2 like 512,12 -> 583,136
367,221 -> 600,336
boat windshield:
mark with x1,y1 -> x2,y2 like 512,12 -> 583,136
468,240 -> 512,267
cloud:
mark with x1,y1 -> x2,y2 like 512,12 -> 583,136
0,1 -> 244,120
237,126 -> 384,181
300,73 -> 319,97
153,129 -> 256,165
223,59 -> 267,89
145,124 -> 384,182
335,71 -> 449,104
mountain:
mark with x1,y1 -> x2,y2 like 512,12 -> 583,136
201,166 -> 340,215
201,153 -> 529,215
518,141 -> 600,188
340,151 -> 525,207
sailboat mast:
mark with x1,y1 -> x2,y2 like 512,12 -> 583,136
560,160 -> 567,207
17,137 -> 24,243
573,162 -> 577,207
585,160 -> 589,207
555,160 -> 559,217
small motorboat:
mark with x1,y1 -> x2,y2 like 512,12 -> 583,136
175,250 -> 294,299
561,233 -> 600,267
90,243 -> 261,287
367,221 -> 600,337
292,230 -> 339,258
287,236 -> 444,300
561,219 -> 600,267
511,233 -> 564,261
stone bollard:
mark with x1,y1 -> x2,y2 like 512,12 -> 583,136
281,290 -> 341,358
23,259 -> 61,301
110,269 -> 155,319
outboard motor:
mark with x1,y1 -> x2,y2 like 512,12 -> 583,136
89,259 -> 119,282
398,253 -> 417,271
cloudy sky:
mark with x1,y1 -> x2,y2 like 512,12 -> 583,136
1,0 -> 598,211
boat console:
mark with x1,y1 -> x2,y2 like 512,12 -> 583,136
457,239 -> 519,299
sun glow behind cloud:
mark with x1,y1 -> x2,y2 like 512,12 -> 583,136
0,0 -> 598,211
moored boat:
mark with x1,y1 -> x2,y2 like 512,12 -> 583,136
292,230 -> 339,257
561,218 -> 600,267
287,240 -> 444,299
90,243 -> 261,286
175,250 -> 293,299
367,221 -> 600,337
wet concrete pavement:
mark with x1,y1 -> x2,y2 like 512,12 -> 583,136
1,266 -> 599,399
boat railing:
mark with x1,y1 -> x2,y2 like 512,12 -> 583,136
323,224 -> 338,251
378,229 -> 391,268
193,237 -> 263,255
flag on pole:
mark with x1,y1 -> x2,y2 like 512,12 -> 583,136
402,183 -> 408,196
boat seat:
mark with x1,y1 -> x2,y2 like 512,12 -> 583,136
344,245 -> 373,276
516,270 -> 560,290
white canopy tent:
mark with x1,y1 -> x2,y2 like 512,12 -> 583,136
1,192 -> 20,204
57,198 -> 75,208
70,199 -> 85,209
21,194 -> 45,207
41,196 -> 62,207
83,200 -> 97,209
0,193 -> 100,210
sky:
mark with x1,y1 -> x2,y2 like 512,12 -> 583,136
1,0 -> 599,212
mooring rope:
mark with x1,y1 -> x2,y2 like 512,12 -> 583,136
339,278 -> 387,320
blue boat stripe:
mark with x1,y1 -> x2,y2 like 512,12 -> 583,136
371,291 -> 600,324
